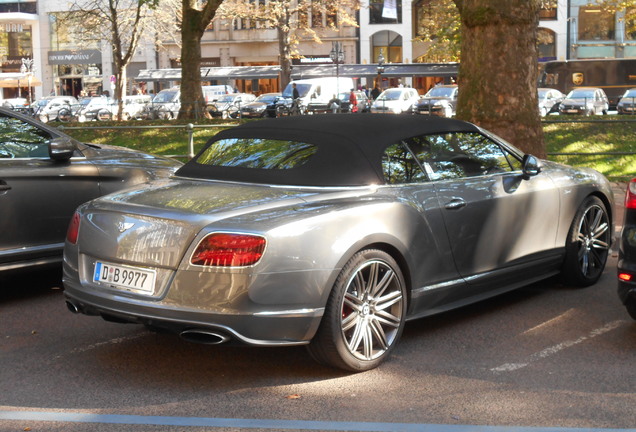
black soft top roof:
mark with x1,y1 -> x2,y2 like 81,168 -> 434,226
176,114 -> 481,187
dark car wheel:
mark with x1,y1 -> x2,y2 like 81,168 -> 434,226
308,249 -> 407,372
625,299 -> 636,320
561,196 -> 610,287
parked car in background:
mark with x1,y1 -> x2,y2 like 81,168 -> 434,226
208,93 -> 256,118
0,107 -> 182,275
370,87 -> 419,114
33,96 -> 80,122
307,90 -> 370,114
537,88 -> 564,117
2,98 -> 29,113
415,84 -> 458,117
617,88 -> 636,115
75,97 -> 113,122
558,87 -> 609,116
239,93 -> 281,118
202,85 -> 234,106
146,87 -> 180,120
618,178 -> 636,319
63,114 -> 612,372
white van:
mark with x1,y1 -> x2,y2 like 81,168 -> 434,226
281,77 -> 355,108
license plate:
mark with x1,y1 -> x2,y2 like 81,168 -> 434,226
93,261 -> 156,293
567,109 -> 578,113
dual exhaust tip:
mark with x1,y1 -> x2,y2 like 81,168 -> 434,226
66,300 -> 231,345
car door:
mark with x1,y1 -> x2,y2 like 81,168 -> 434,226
0,113 -> 100,269
408,131 -> 561,290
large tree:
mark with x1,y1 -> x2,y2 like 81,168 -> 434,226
66,0 -> 179,120
179,0 -> 223,119
217,0 -> 359,90
453,0 -> 545,158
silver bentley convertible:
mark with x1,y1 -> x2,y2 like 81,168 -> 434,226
63,115 -> 613,371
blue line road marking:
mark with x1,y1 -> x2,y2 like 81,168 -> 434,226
1,410 -> 636,432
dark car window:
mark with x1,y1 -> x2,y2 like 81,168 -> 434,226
403,132 -> 516,181
0,114 -> 53,158
195,138 -> 317,170
382,142 -> 428,185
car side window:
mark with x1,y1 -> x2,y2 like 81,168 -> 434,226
382,142 -> 428,185
0,114 -> 52,159
405,132 -> 516,181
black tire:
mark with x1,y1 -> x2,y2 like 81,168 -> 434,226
625,299 -> 636,320
561,196 -> 610,287
307,249 -> 407,372
57,108 -> 72,122
97,108 -> 111,121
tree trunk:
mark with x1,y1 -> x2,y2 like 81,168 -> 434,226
454,0 -> 545,158
277,10 -> 292,90
114,62 -> 126,120
179,4 -> 207,119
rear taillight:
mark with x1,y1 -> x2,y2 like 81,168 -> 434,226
625,179 -> 636,209
66,212 -> 81,244
191,233 -> 266,267
618,273 -> 633,282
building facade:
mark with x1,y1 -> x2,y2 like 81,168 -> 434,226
0,0 -> 634,102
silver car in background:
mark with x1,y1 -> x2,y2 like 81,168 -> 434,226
63,115 -> 613,372
0,107 -> 182,274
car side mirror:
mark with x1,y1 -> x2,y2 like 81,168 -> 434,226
49,137 -> 76,161
521,154 -> 542,180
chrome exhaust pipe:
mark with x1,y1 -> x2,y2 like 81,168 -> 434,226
66,301 -> 80,314
180,329 -> 231,345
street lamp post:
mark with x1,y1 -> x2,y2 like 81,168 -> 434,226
377,49 -> 385,110
329,41 -> 345,112
20,58 -> 34,105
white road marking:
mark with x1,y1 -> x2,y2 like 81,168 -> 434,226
491,320 -> 626,373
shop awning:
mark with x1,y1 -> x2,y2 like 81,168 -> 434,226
0,73 -> 42,88
136,63 -> 458,82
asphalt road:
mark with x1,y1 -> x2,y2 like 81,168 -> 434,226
1,250 -> 635,432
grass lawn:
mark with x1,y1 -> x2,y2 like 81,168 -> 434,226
56,117 -> 636,181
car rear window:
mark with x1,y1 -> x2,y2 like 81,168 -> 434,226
194,138 -> 318,170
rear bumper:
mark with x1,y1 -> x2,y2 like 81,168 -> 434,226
63,277 -> 323,346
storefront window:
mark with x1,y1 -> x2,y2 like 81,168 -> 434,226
370,0 -> 402,24
538,28 -> 556,61
578,6 -> 615,41
539,0 -> 557,20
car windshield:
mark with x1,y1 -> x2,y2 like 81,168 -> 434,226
567,89 -> 596,99
425,87 -> 455,98
217,95 -> 236,103
377,90 -> 404,101
194,138 -> 317,170
153,91 -> 178,103
622,90 -> 636,98
538,90 -> 549,98
256,94 -> 278,103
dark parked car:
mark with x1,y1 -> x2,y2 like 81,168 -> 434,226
63,115 -> 613,372
0,107 -> 182,274
617,88 -> 636,115
618,178 -> 636,319
415,84 -> 458,117
239,93 -> 281,118
558,87 -> 609,116
538,88 -> 565,117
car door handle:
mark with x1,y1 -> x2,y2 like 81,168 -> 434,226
444,198 -> 466,210
0,181 -> 11,192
